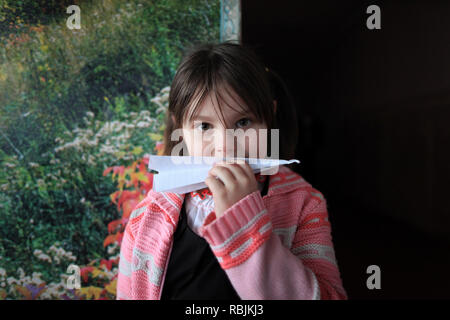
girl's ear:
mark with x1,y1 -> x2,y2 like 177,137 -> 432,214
273,100 -> 277,114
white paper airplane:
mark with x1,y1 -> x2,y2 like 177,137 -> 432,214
147,155 -> 300,194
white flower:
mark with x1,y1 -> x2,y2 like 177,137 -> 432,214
113,123 -> 124,132
31,273 -> 44,285
100,145 -> 116,154
28,162 -> 39,168
136,121 -> 150,128
107,242 -> 119,255
36,179 -> 45,187
37,253 -> 52,263
17,268 -> 25,278
139,110 -> 150,117
142,116 -> 154,123
162,87 -> 170,93
156,106 -> 166,114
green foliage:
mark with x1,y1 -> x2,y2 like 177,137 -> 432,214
0,0 -> 220,162
0,157 -> 116,283
0,0 -> 80,36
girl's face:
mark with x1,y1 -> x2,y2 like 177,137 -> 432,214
176,87 -> 273,159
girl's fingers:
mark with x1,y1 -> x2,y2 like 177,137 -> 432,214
205,174 -> 224,193
233,159 -> 255,180
215,161 -> 248,181
209,165 -> 235,186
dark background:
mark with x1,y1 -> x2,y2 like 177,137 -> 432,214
242,0 -> 450,299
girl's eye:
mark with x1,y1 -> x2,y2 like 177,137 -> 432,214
236,118 -> 252,128
194,118 -> 252,131
195,122 -> 211,131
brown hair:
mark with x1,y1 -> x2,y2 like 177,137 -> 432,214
161,41 -> 298,162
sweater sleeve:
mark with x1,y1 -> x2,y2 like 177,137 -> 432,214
199,189 -> 347,300
116,217 -> 135,300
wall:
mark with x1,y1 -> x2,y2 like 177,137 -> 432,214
242,0 -> 450,238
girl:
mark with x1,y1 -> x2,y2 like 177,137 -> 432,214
117,41 -> 347,300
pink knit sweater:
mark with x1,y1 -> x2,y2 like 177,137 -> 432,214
117,165 -> 347,300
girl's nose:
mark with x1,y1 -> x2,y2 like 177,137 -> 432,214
215,148 -> 235,159
214,128 -> 235,158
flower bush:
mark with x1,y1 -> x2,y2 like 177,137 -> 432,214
0,0 -> 219,300
0,151 -> 161,300
0,86 -> 167,299
0,0 -> 219,167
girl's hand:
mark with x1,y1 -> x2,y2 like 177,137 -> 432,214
204,159 -> 259,219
